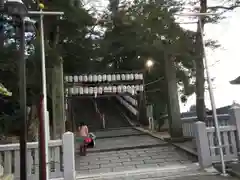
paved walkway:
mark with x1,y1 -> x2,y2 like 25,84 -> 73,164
74,127 -> 239,180
94,128 -> 144,138
75,128 -> 197,179
76,128 -> 167,152
76,146 -> 194,175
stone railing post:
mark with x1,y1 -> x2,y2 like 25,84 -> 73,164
229,105 -> 240,151
194,121 -> 212,168
63,132 -> 75,180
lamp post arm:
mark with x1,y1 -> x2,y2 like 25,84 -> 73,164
28,11 -> 64,15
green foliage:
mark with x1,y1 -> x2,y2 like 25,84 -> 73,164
0,0 -> 225,134
98,0 -> 199,119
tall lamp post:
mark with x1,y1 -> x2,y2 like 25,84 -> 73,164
175,12 -> 226,175
0,0 -> 31,179
1,1 -> 64,179
27,4 -> 64,180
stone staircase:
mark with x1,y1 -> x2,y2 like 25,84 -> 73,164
96,97 -> 131,129
76,163 -> 219,180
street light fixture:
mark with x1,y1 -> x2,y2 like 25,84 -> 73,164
146,59 -> 154,68
1,0 -> 33,180
2,1 -> 64,180
3,0 -> 27,16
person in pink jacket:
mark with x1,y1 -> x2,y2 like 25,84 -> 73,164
79,122 -> 89,137
78,122 -> 89,155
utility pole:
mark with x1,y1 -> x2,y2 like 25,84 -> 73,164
175,12 -> 226,176
28,4 -> 64,179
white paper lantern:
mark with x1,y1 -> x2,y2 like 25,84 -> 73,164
79,75 -> 83,82
102,74 -> 107,81
130,74 -> 134,80
117,85 -> 122,93
116,74 -> 121,81
131,88 -> 135,95
139,73 -> 143,80
108,86 -> 112,92
88,87 -> 93,94
69,76 -> 73,82
135,85 -> 140,91
88,75 -> 93,82
139,85 -> 144,91
130,85 -> 135,95
107,74 -> 112,81
75,87 -> 79,94
84,87 -> 89,94
131,85 -> 135,89
121,74 -> 126,81
65,88 -> 69,94
103,86 -> 108,93
112,74 -> 116,81
64,76 -> 69,82
79,87 -> 83,94
112,86 -> 117,93
83,75 -> 88,82
93,75 -> 98,82
127,85 -> 131,93
98,87 -> 103,94
73,75 -> 78,82
93,87 -> 98,94
70,87 -> 74,95
122,85 -> 127,92
97,75 -> 102,82
72,87 -> 75,95
126,74 -> 130,81
134,73 -> 139,80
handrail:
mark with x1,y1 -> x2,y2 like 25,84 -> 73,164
92,99 -> 105,128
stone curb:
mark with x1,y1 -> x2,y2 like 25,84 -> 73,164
76,163 -> 204,179
86,142 -> 169,153
96,132 -> 146,139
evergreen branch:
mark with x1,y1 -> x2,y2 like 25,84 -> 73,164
207,5 -> 240,11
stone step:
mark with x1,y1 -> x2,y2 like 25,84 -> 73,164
76,163 -> 217,180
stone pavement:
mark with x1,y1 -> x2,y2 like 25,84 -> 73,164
87,135 -> 166,152
94,128 -> 144,138
77,128 -> 167,152
74,127 -> 238,180
76,172 -> 238,180
76,145 -> 196,176
88,174 -> 238,180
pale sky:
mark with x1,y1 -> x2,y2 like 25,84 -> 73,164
83,0 -> 240,112
180,8 -> 240,112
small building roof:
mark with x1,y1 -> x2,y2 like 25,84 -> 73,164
230,76 -> 240,84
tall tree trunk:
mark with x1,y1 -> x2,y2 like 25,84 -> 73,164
196,0 -> 207,121
0,15 -> 4,49
164,54 -> 182,138
49,25 -> 65,139
51,62 -> 65,138
27,104 -> 39,141
109,0 -> 119,16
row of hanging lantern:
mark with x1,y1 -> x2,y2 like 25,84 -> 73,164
64,73 -> 144,83
65,85 -> 144,96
